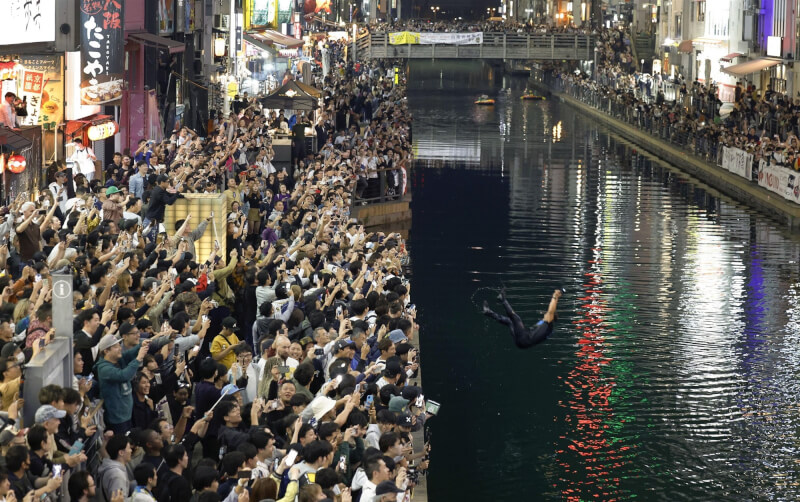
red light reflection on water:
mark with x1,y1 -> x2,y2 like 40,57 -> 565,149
555,249 -> 628,501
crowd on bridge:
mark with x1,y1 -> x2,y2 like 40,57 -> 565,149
363,18 -> 602,35
0,34 -> 429,502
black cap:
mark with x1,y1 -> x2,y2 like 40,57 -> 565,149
222,317 -> 238,329
384,361 -> 403,377
375,481 -> 404,496
156,174 -> 170,183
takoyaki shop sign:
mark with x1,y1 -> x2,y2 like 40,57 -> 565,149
79,0 -> 125,106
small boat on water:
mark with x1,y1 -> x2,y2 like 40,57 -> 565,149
475,95 -> 495,105
521,93 -> 545,100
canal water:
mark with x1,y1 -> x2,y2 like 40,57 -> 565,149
407,60 -> 800,501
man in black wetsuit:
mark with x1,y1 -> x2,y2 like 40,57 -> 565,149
483,288 -> 562,348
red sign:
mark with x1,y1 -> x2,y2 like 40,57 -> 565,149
0,62 -> 18,81
22,71 -> 44,94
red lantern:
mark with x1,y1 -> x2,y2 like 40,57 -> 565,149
7,155 -> 26,174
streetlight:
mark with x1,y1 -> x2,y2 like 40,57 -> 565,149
430,5 -> 440,19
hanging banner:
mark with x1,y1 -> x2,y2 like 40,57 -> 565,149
278,0 -> 292,25
159,0 -> 175,34
757,161 -> 800,204
721,146 -> 752,180
18,55 -> 64,131
388,32 -> 420,45
185,0 -> 195,32
250,0 -> 275,27
418,32 -> 484,45
79,0 -> 125,107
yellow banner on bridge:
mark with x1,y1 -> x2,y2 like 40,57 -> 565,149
388,32 -> 420,45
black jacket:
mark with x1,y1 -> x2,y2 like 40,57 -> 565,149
145,185 -> 182,222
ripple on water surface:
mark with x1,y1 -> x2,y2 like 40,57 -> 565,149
407,60 -> 800,502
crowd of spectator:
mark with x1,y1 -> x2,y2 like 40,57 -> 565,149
364,18 -> 605,35
547,63 -> 800,172
0,41 -> 428,502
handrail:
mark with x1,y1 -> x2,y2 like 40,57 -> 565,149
358,32 -> 595,60
351,166 -> 411,207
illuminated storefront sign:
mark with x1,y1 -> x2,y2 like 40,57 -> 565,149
6,155 -> 26,174
87,121 -> 118,141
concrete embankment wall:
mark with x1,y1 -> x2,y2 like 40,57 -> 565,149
533,82 -> 800,230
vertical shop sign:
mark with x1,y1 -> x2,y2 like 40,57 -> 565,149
79,0 -> 125,106
159,0 -> 175,34
18,56 -> 63,130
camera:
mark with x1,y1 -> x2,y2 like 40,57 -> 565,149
407,467 -> 419,484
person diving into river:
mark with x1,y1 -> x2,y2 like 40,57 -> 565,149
483,288 -> 563,348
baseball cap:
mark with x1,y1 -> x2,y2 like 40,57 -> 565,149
35,405 -> 66,424
119,218 -> 138,231
334,339 -> 356,353
401,385 -> 421,402
328,357 -> 350,379
384,361 -> 403,377
222,317 -> 238,329
105,186 -> 121,196
156,174 -> 170,183
97,334 -> 121,353
388,395 -> 409,413
375,481 -> 404,496
396,412 -> 413,428
55,171 -> 67,178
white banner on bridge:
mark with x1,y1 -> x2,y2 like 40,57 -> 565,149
721,146 -> 752,180
758,160 -> 800,204
418,32 -> 484,45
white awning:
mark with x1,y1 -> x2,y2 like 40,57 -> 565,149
721,58 -> 782,77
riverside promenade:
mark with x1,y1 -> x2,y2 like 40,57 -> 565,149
530,73 -> 800,230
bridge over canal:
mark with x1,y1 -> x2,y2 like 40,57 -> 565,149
355,32 -> 596,61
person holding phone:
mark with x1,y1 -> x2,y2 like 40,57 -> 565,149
96,334 -> 150,435
483,288 -> 563,349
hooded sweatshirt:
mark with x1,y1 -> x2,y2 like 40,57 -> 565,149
95,344 -> 142,425
97,458 -> 132,502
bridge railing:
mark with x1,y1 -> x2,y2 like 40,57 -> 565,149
359,32 -> 596,60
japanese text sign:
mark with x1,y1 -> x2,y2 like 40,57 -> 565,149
79,0 -> 125,106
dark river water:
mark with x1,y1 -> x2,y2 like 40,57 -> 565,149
407,60 -> 800,501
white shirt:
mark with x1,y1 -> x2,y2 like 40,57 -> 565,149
48,182 -> 69,213
70,147 -> 96,175
0,101 -> 16,129
360,479 -> 378,502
